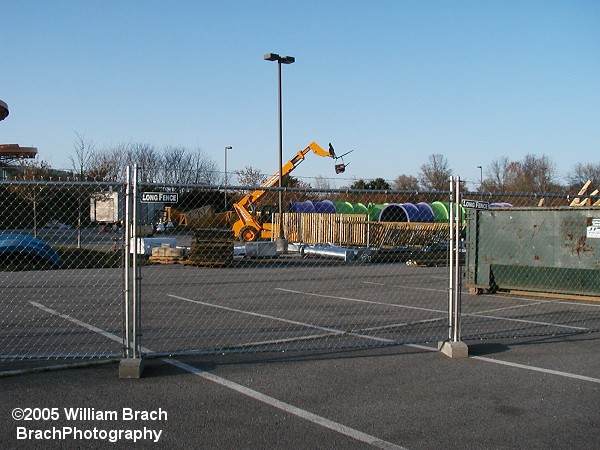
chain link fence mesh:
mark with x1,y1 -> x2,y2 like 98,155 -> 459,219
135,183 -> 454,355
0,180 -> 125,360
461,191 -> 600,340
2,177 -> 600,365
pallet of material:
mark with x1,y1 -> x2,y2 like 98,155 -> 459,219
276,213 -> 367,246
148,244 -> 186,264
185,228 -> 234,267
274,213 -> 452,248
149,255 -> 185,264
179,259 -> 230,267
369,222 -> 451,248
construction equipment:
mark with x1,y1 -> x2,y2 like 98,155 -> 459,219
160,205 -> 233,229
160,206 -> 189,227
232,141 -> 339,242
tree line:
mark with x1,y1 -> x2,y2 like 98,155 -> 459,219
5,133 -> 599,194
353,154 -> 600,193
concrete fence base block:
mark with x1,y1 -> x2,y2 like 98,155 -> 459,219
119,358 -> 145,379
275,238 -> 288,254
438,340 -> 469,358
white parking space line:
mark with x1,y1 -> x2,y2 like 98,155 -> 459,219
472,302 -> 547,314
403,343 -> 600,384
484,293 -> 600,308
469,355 -> 600,384
277,288 -> 445,314
167,294 -> 405,345
163,295 -> 600,384
365,279 -> 600,310
168,294 -> 347,336
466,312 -> 589,331
280,287 -> 591,332
363,280 -> 447,294
360,316 -> 446,333
30,301 -> 124,344
27,301 -> 406,450
166,358 -> 407,450
234,332 -> 343,349
359,282 -> 594,331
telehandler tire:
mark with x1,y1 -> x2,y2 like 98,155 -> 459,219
240,226 -> 259,242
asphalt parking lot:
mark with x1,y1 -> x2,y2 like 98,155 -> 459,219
2,229 -> 600,448
2,330 -> 599,449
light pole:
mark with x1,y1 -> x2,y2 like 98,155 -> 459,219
264,52 -> 295,250
477,165 -> 483,192
224,146 -> 232,209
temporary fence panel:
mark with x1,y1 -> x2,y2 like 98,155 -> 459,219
460,191 -> 600,340
5,173 -> 598,367
0,179 -> 125,361
135,183 -> 454,356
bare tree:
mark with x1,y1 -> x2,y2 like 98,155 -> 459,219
566,162 -> 600,191
188,147 -> 219,185
418,154 -> 452,191
483,156 -> 512,192
313,176 -> 333,198
10,157 -> 53,236
520,154 -> 560,192
236,166 -> 266,187
162,146 -> 189,184
88,145 -> 127,181
393,174 -> 419,191
130,143 -> 160,183
14,157 -> 53,180
484,154 -> 561,193
70,131 -> 95,180
85,143 -> 219,184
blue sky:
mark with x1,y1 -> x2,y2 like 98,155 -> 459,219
2,1 -> 599,189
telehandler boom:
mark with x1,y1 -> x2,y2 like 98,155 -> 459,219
232,141 -> 337,242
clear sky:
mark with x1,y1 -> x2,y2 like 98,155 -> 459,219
2,1 -> 599,189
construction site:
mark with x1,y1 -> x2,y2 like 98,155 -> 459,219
2,100 -> 600,450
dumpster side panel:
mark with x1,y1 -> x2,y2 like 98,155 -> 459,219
465,207 -> 600,297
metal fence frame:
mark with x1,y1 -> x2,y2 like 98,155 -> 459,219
3,170 -> 600,376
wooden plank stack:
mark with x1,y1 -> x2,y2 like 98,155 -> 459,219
276,213 -> 367,246
275,212 -> 450,248
570,180 -> 600,207
149,244 -> 185,264
185,228 -> 234,267
368,222 -> 451,248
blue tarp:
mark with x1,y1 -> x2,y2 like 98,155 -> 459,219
0,234 -> 61,267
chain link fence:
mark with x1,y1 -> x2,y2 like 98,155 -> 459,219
2,175 -> 600,367
0,180 -> 127,361
460,190 -> 600,339
133,181 -> 454,356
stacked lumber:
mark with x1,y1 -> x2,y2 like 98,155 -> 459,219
570,180 -> 600,207
274,212 -> 452,249
276,213 -> 367,246
368,222 -> 451,248
184,228 -> 233,267
149,244 -> 185,264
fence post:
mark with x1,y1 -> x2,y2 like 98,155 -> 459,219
119,165 -> 145,378
122,167 -> 131,359
439,176 -> 469,358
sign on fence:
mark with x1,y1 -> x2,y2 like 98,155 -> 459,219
461,199 -> 489,210
140,192 -> 179,203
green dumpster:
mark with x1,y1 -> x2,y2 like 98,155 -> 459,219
465,207 -> 600,297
